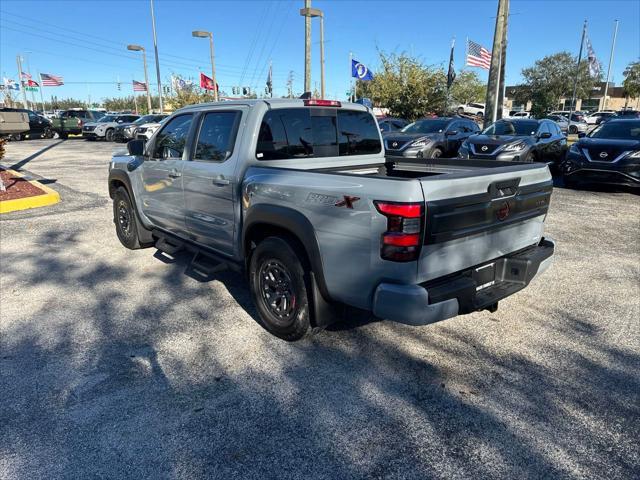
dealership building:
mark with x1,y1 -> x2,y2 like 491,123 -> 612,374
505,81 -> 640,113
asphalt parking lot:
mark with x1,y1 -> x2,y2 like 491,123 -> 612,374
1,138 -> 639,480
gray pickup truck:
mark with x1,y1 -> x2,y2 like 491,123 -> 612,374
108,99 -> 555,341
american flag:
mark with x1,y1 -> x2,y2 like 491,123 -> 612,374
20,71 -> 32,80
133,80 -> 147,92
40,73 -> 64,86
466,40 -> 492,70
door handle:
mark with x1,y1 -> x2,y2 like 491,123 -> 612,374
212,176 -> 230,186
167,169 -> 182,178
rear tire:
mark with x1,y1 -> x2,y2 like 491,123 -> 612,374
457,107 -> 464,115
569,125 -> 577,134
58,132 -> 68,139
113,187 -> 147,250
249,236 -> 311,341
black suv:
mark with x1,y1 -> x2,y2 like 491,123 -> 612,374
458,118 -> 567,165
0,108 -> 53,140
384,117 -> 480,159
562,119 -> 640,189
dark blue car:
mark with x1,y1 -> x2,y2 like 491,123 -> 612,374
562,119 -> 640,189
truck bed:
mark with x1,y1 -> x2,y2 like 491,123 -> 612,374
312,158 -> 549,180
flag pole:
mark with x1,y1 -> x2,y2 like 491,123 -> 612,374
37,72 -> 45,112
445,37 -> 455,114
568,20 -> 587,132
602,19 -> 618,110
349,51 -> 353,102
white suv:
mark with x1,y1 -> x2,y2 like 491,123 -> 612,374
457,102 -> 485,117
82,114 -> 140,141
585,110 -> 617,125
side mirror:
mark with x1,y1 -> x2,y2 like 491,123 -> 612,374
127,139 -> 145,156
539,132 -> 552,139
445,130 -> 458,136
577,132 -> 586,138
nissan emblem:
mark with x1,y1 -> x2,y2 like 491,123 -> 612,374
481,145 -> 489,152
599,151 -> 608,158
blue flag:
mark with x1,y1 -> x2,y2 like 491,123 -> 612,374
351,59 -> 374,81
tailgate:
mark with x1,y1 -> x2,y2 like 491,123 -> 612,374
417,163 -> 552,283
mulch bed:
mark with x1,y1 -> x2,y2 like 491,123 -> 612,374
0,169 -> 46,202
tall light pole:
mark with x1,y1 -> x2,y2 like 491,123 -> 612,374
149,0 -> 163,112
484,0 -> 509,126
192,30 -> 218,102
127,44 -> 153,113
602,20 -> 619,110
300,4 -> 325,98
16,55 -> 28,109
300,0 -> 312,95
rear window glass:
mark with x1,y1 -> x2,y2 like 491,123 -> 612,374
194,111 -> 240,162
256,108 -> 381,160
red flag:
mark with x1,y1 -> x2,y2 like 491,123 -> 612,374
199,72 -> 218,91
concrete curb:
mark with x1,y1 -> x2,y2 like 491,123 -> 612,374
0,168 -> 61,214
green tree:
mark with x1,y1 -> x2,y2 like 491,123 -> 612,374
622,61 -> 640,108
514,51 -> 600,117
356,51 -> 447,121
450,70 -> 486,105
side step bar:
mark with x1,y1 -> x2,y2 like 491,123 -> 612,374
152,229 -> 242,273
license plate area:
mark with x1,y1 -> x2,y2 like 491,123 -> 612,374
474,262 -> 496,291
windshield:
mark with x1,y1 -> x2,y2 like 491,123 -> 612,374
589,121 -> 640,140
482,120 -> 538,136
401,119 -> 449,134
98,115 -> 117,123
134,115 -> 156,125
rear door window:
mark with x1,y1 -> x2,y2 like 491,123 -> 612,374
193,111 -> 241,162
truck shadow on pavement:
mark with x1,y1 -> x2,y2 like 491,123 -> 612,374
1,228 -> 638,479
5,139 -> 65,171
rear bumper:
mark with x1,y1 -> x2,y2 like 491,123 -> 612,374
372,238 -> 555,326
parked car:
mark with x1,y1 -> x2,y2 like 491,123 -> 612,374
0,109 -> 29,139
384,117 -> 480,159
458,118 -> 567,166
135,118 -> 168,141
109,98 -> 555,341
585,110 -> 617,125
378,117 -> 409,133
509,111 -> 532,118
113,114 -> 167,143
544,114 -> 570,134
545,115 -> 589,134
82,114 -> 140,141
0,108 -> 54,139
457,102 -> 485,117
562,118 -> 640,189
549,111 -> 588,133
51,109 -> 105,138
616,109 -> 640,119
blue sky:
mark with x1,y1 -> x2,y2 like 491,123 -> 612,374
1,0 -> 639,104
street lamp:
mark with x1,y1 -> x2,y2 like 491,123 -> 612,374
127,44 -> 153,113
192,30 -> 218,102
299,7 -> 325,98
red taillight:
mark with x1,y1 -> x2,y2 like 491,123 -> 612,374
77,119 -> 82,127
375,202 -> 422,218
304,99 -> 342,107
374,201 -> 424,262
382,234 -> 421,247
